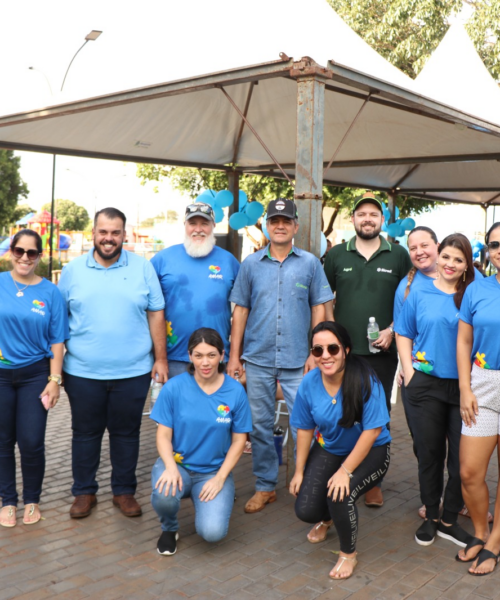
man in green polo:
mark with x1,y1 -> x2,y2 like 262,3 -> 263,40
323,191 -> 411,508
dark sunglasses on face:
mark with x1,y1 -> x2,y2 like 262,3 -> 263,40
487,241 -> 500,251
311,343 -> 341,358
12,247 -> 40,260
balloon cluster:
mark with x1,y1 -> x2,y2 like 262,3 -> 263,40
381,204 -> 416,238
471,239 -> 484,260
195,189 -> 265,230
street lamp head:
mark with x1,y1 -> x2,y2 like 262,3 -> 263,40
85,30 -> 102,41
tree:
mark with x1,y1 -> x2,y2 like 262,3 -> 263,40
41,199 -> 90,231
0,151 -> 29,231
9,203 -> 36,225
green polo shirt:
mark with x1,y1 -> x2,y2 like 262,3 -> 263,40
324,236 -> 412,355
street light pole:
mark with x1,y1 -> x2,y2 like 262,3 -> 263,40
48,30 -> 102,279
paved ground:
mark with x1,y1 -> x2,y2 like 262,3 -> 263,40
2,391 -> 500,600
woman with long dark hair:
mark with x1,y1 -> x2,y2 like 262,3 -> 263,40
150,327 -> 252,556
0,229 -> 68,527
457,222 -> 500,574
396,233 -> 475,548
290,321 -> 391,580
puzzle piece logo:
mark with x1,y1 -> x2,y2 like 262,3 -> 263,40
474,352 -> 491,369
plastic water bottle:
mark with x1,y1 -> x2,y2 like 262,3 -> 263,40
367,317 -> 380,353
150,375 -> 163,411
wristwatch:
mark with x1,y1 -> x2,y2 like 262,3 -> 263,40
48,374 -> 62,385
388,325 -> 394,336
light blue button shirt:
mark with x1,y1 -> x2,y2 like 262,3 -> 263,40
58,249 -> 164,380
230,245 -> 333,369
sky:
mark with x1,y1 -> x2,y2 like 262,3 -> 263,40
0,0 -> 495,236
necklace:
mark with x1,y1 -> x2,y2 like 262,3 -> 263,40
11,272 -> 35,297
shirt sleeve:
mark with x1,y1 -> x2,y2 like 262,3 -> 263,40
144,260 -> 165,311
393,278 -> 406,324
394,289 -> 418,339
309,257 -> 334,306
459,285 -> 474,325
229,259 -> 252,307
290,382 -> 316,430
231,384 -> 253,433
48,285 -> 69,345
150,382 -> 174,427
361,379 -> 390,430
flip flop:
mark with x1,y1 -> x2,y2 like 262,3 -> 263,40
469,548 -> 499,576
456,536 -> 485,563
329,554 -> 358,580
23,504 -> 41,525
307,520 -> 333,544
0,506 -> 16,528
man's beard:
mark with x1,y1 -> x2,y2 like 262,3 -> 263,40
94,240 -> 122,261
355,223 -> 381,240
184,232 -> 216,258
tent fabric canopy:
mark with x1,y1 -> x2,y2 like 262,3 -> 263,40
1,3 -> 500,207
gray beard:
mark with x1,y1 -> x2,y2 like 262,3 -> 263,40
184,232 -> 216,258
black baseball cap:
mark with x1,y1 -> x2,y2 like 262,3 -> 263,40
266,199 -> 298,220
352,192 -> 383,214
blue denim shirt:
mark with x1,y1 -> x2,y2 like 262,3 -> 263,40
230,245 -> 333,369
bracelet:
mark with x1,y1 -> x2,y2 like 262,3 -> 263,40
341,463 -> 353,479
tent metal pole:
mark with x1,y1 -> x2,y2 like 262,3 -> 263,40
227,171 -> 240,260
387,191 -> 397,242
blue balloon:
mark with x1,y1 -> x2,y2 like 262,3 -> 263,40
262,215 -> 270,240
401,217 -> 416,231
381,221 -> 388,232
197,192 -> 216,207
215,190 -> 233,208
387,223 -> 401,238
382,206 -> 391,221
214,206 -> 224,223
200,189 -> 216,198
229,212 -> 250,230
245,201 -> 264,221
320,232 -> 327,257
238,190 -> 248,211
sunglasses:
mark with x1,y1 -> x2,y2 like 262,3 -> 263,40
185,203 -> 215,218
311,343 -> 341,358
487,241 -> 500,251
12,247 -> 40,260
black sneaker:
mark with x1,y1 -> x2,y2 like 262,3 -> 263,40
157,531 -> 179,555
437,521 -> 471,548
415,519 -> 438,546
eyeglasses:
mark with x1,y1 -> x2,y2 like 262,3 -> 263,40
11,247 -> 40,260
185,203 -> 215,219
311,343 -> 341,358
487,241 -> 500,251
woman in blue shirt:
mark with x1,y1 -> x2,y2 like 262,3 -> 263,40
396,233 -> 474,549
457,222 -> 500,574
290,321 -> 391,581
150,327 -> 252,556
0,229 -> 68,528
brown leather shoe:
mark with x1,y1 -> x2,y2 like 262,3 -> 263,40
364,487 -> 384,507
70,494 -> 97,518
112,494 -> 142,517
244,491 -> 277,513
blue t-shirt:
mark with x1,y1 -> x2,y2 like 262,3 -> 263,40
290,368 -> 391,456
459,275 -> 500,370
58,249 -> 165,379
395,283 -> 460,379
150,372 -> 252,473
230,245 -> 333,369
0,272 -> 69,369
151,245 -> 240,362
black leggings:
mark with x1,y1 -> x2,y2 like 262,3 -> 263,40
295,442 -> 391,553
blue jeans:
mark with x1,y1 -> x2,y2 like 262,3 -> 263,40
245,361 -> 303,491
151,458 -> 234,542
167,361 -> 188,379
64,371 -> 150,496
0,358 -> 50,506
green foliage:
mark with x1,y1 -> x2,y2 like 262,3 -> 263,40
0,151 -> 29,230
9,203 -> 36,225
466,1 -> 500,81
41,199 -> 90,231
0,257 -> 63,280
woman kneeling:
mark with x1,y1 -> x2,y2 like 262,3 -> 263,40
150,327 -> 252,555
290,321 -> 391,580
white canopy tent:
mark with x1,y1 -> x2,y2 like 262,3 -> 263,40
1,0 -> 500,255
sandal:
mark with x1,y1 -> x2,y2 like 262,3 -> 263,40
329,553 -> 358,580
459,505 -> 494,523
469,548 -> 499,576
456,536 -> 485,563
307,520 -> 333,544
0,505 -> 17,528
23,504 -> 41,525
